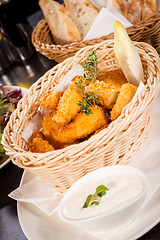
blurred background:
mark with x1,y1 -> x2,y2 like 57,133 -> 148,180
0,0 -> 63,88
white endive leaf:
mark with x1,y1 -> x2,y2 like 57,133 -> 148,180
114,21 -> 144,86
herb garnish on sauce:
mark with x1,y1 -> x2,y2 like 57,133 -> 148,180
82,184 -> 109,208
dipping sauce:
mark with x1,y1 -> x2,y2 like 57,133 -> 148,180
62,171 -> 145,220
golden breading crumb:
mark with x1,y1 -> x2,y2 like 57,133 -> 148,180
40,90 -> 64,110
29,131 -> 55,153
30,138 -> 55,153
42,111 -> 64,149
110,83 -> 137,121
54,82 -> 83,124
30,131 -> 43,142
55,105 -> 108,144
85,80 -> 119,109
98,69 -> 127,90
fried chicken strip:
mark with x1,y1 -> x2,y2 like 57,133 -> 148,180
85,80 -> 120,110
55,105 -> 108,144
54,79 -> 83,124
40,90 -> 64,110
110,83 -> 137,121
42,111 -> 64,149
30,131 -> 44,142
29,131 -> 55,153
98,69 -> 127,89
86,69 -> 128,110
40,75 -> 90,125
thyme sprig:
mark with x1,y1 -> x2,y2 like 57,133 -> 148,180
75,50 -> 101,115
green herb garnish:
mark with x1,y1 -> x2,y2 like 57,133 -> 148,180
0,126 -> 8,161
82,184 -> 109,208
0,86 -> 22,163
75,50 -> 101,116
82,194 -> 93,208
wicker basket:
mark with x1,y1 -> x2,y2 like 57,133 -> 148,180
2,40 -> 160,193
32,11 -> 160,63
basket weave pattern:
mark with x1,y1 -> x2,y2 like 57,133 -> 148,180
2,40 -> 160,193
32,11 -> 160,62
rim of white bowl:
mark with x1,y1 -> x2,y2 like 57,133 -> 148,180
58,165 -> 148,223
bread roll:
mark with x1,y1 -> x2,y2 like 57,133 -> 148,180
39,0 -> 81,45
112,0 -> 142,24
112,0 -> 156,24
142,0 -> 156,20
63,0 -> 99,39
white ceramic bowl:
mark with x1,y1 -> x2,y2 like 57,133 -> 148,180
58,166 -> 147,233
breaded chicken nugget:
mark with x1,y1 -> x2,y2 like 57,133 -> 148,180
110,83 -> 137,121
85,80 -> 119,109
42,111 -> 64,149
40,90 -> 64,110
30,138 -> 55,153
30,131 -> 44,142
56,105 -> 108,144
42,110 -> 83,149
54,81 -> 83,124
29,131 -> 55,153
98,69 -> 127,90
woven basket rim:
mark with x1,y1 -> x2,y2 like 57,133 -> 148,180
2,40 -> 160,169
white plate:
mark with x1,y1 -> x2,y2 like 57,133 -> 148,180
17,93 -> 160,240
0,85 -> 28,169
17,181 -> 160,240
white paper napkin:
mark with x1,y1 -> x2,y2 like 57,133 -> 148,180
89,0 -> 104,10
84,6 -> 132,40
9,176 -> 62,216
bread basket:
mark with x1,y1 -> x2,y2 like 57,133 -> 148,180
32,11 -> 160,63
2,39 -> 160,193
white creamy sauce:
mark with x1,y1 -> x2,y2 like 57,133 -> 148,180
62,172 -> 145,220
